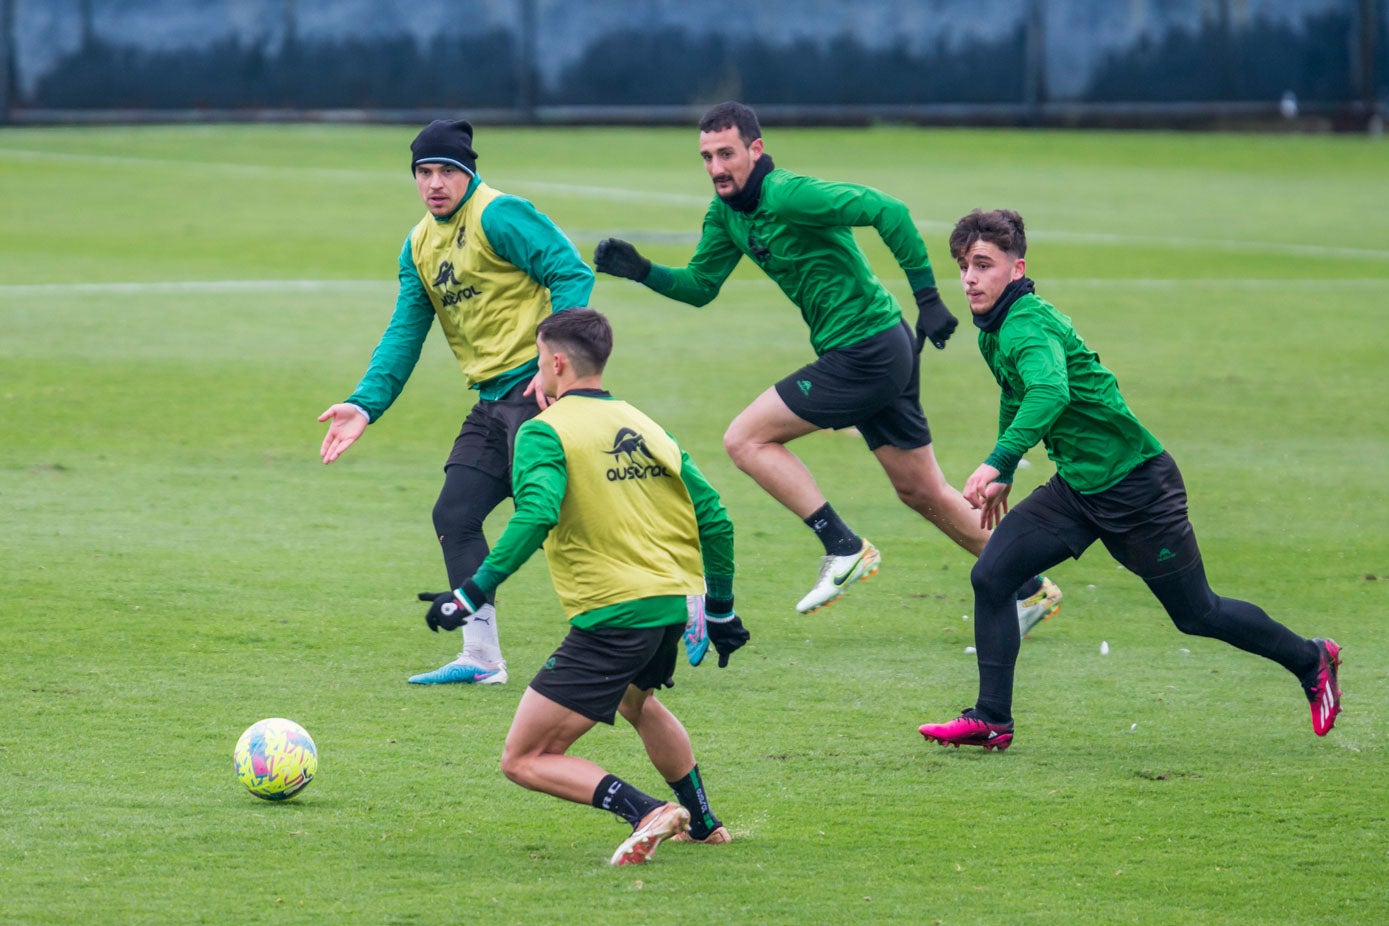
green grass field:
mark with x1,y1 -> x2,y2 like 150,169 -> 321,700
2,123 -> 1386,925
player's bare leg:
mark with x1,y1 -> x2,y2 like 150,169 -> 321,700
722,387 -> 825,517
620,687 -> 729,845
873,443 -> 989,554
501,689 -> 690,865
725,388 -> 879,612
618,687 -> 696,782
500,687 -> 605,802
876,442 -> 1062,634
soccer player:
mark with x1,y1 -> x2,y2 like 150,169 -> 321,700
918,209 -> 1342,751
594,101 -> 1061,634
318,118 -> 594,685
423,308 -> 748,864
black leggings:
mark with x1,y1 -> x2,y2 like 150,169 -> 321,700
970,505 -> 1319,722
431,462 -> 512,599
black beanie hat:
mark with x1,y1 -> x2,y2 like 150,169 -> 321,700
410,119 -> 478,175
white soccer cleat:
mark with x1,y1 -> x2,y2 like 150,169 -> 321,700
610,802 -> 690,866
796,539 -> 881,614
1016,577 -> 1063,638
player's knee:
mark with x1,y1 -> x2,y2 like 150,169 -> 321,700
1149,570 -> 1220,637
432,494 -> 486,541
722,427 -> 754,471
886,467 -> 950,514
1167,600 -> 1220,637
498,747 -> 533,788
970,556 -> 1014,605
892,479 -> 941,513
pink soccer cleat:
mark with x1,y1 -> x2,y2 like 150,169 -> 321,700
1305,638 -> 1342,736
919,710 -> 1014,751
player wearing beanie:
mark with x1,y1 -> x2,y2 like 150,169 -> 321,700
318,118 -> 594,686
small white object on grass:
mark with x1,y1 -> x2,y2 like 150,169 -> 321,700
1100,641 -> 1110,655
965,646 -> 977,654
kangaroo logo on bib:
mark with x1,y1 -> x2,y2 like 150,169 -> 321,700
432,261 -> 460,288
603,428 -> 670,481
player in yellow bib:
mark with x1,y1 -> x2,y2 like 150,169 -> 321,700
424,309 -> 748,864
318,119 -> 594,686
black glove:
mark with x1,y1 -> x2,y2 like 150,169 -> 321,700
913,286 -> 958,352
421,579 -> 486,633
594,238 -> 652,282
704,597 -> 749,668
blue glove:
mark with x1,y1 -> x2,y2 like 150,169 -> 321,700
704,597 -> 749,668
420,579 -> 486,632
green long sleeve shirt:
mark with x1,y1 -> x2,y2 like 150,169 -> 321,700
980,293 -> 1164,494
642,168 -> 938,355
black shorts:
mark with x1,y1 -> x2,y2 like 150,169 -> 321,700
773,320 -> 931,451
444,381 -> 541,483
1012,451 -> 1198,580
528,622 -> 683,725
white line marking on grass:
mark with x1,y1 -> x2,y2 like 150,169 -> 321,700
4,146 -> 1385,261
0,147 -> 708,205
0,146 -> 394,181
0,280 -> 393,296
916,220 -> 1389,262
1,278 -> 1384,297
1043,277 -> 1389,288
722,277 -> 1386,289
515,182 -> 709,207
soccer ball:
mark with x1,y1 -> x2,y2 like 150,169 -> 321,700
233,718 -> 318,801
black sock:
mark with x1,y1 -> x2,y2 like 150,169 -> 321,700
804,502 -> 861,556
667,765 -> 721,840
592,774 -> 662,828
970,702 -> 1012,725
1014,576 -> 1043,600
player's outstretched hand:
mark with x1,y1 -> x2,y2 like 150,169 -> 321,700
913,287 -> 958,351
422,579 -> 486,632
594,238 -> 652,282
704,597 -> 749,668
318,403 -> 369,463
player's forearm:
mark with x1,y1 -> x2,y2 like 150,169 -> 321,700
473,512 -> 552,595
345,253 -> 433,419
643,263 -> 722,307
474,423 -> 566,592
989,383 -> 1067,477
641,213 -> 741,307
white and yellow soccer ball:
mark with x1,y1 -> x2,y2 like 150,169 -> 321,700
233,718 -> 318,801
